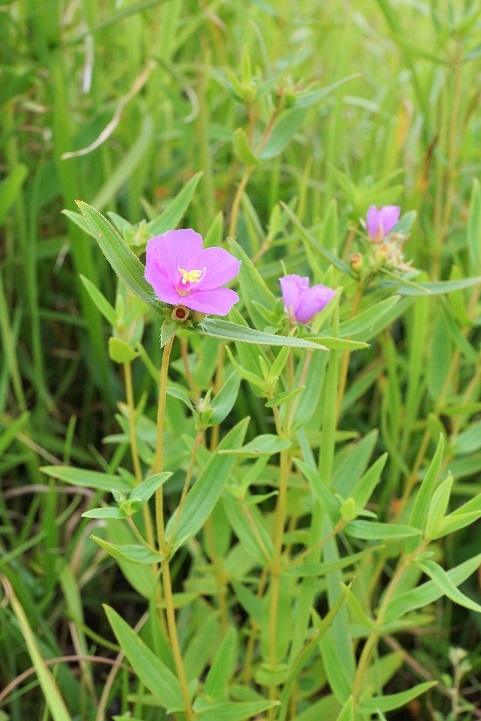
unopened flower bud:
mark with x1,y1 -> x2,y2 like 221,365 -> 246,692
349,252 -> 364,274
374,245 -> 390,267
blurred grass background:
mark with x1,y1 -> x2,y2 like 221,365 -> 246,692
1,0 -> 481,718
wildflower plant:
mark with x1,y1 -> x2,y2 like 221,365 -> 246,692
34,184 -> 481,721
4,7 -> 481,719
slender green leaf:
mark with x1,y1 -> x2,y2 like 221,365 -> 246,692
195,700 -> 280,720
194,318 -> 327,349
41,466 -> 134,493
259,108 -> 308,159
415,560 -> 481,613
220,434 -> 291,457
80,274 -> 116,326
384,553 -> 481,622
166,418 -> 249,549
146,172 -> 203,236
92,537 -> 164,564
0,164 -> 28,224
6,581 -> 72,721
76,201 -> 163,314
104,605 -> 183,711
344,520 -> 421,540
360,681 -> 437,712
204,628 -> 238,701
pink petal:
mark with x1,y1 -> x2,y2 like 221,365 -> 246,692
146,229 -> 203,285
379,205 -> 400,235
183,287 -> 239,316
197,247 -> 241,290
144,264 -> 181,305
295,285 -> 336,324
366,206 -> 380,239
280,275 -> 304,314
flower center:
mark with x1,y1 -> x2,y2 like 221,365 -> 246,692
178,267 -> 206,284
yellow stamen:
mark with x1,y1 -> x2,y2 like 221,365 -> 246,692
178,267 -> 205,284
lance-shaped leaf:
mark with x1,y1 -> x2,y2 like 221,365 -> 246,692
76,201 -> 163,315
193,318 -> 327,350
41,466 -> 134,493
104,605 -> 184,711
146,172 -> 203,236
359,682 -> 437,712
166,418 -> 249,550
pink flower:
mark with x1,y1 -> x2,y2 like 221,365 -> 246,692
366,205 -> 400,242
145,229 -> 240,316
280,275 -> 336,324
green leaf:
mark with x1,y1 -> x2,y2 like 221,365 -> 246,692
76,201 -> 162,314
265,386 -> 305,408
41,466 -> 134,493
407,434 -> 444,552
259,108 -> 308,159
281,202 -> 350,273
166,418 -> 249,550
228,238 -> 278,329
360,682 -> 437,712
286,548 -> 379,578
6,582 -> 73,721
278,588 -> 348,721
82,507 -> 126,519
146,172 -> 203,236
129,472 -> 172,509
335,696 -> 354,721
424,475 -> 453,539
195,700 -> 280,721
166,385 -> 195,411
62,209 -> 96,238
220,434 -> 291,457
292,74 -> 358,108
104,605 -> 184,711
344,520 -> 421,540
349,454 -> 388,511
310,336 -> 369,351
204,628 -> 237,702
223,496 -> 274,564
80,275 -> 116,326
295,458 -> 340,523
109,337 -> 138,363
383,553 -> 481,622
194,318 -> 327,350
453,420 -> 481,455
438,509 -> 481,537
382,276 -> 481,296
339,297 -> 400,338
92,537 -> 164,564
233,128 -> 259,166
160,320 -> 177,348
468,178 -> 481,273
415,559 -> 481,613
210,372 -> 241,425
0,164 -> 28,224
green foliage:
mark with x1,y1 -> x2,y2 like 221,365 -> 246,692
3,1 -> 481,719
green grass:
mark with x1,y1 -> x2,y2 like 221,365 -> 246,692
1,0 -> 481,719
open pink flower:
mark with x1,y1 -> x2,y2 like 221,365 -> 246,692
280,275 -> 336,324
366,205 -> 400,241
145,229 -> 240,316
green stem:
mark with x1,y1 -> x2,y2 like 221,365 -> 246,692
124,361 -> 155,548
154,336 -> 174,550
228,167 -> 251,237
152,335 -> 193,720
168,430 -> 203,547
352,540 -> 428,705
